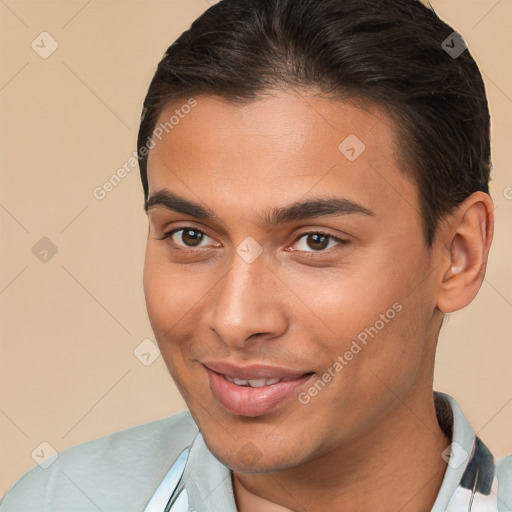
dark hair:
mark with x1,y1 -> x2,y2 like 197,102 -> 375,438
137,0 -> 491,247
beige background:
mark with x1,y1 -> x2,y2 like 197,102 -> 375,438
0,0 -> 511,497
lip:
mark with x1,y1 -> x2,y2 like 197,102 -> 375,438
202,361 -> 314,417
202,360 -> 309,380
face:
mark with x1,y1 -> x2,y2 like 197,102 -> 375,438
143,89 -> 443,473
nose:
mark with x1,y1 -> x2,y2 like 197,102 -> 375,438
204,248 -> 288,348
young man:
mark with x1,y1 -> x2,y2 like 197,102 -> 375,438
2,0 -> 510,510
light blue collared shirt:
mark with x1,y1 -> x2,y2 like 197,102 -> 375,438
2,392 -> 511,511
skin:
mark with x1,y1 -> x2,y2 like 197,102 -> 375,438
143,89 -> 494,512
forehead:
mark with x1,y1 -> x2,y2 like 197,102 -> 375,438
146,90 -> 419,226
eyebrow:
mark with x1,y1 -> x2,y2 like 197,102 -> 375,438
144,189 -> 376,227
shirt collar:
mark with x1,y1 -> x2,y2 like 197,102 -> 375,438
431,392 -> 497,511
160,391 -> 495,511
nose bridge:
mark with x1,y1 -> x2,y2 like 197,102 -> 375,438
207,247 -> 285,347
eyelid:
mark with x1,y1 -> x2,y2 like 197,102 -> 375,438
289,230 -> 349,253
157,226 -> 219,248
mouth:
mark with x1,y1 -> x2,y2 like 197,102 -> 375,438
222,375 -> 291,387
201,361 -> 315,417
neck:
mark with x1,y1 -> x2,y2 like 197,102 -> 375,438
233,389 -> 451,512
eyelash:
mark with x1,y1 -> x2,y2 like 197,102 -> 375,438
157,227 -> 349,258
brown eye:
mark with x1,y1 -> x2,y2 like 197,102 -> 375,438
305,233 -> 330,251
159,227 -> 213,249
179,229 -> 205,247
293,231 -> 348,254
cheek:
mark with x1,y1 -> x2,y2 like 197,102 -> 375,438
342,271 -> 434,403
295,244 -> 431,392
143,246 -> 201,336
142,245 -> 222,394
143,251 -> 203,394
288,263 -> 403,347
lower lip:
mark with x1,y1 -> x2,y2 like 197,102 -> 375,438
205,367 -> 314,417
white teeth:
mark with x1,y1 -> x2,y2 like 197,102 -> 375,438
247,379 -> 267,388
224,375 -> 282,387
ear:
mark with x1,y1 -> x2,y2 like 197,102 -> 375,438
436,191 -> 494,314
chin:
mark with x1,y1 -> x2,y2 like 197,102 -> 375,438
202,432 -> 308,474
216,451 -> 300,474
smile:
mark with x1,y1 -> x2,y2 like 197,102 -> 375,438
202,362 -> 315,417
222,374 -> 305,387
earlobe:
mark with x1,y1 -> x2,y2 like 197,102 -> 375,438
436,192 -> 494,314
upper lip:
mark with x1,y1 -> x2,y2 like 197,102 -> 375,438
202,361 -> 311,380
